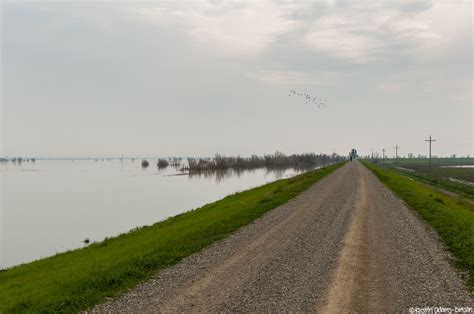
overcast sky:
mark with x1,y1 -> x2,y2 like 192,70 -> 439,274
1,0 -> 472,158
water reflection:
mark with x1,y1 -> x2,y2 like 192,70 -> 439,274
1,159 -> 331,268
185,165 -> 323,182
187,169 -> 235,182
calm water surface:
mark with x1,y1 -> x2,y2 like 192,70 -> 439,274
1,159 -> 318,268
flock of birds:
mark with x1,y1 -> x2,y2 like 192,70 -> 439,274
288,89 -> 327,109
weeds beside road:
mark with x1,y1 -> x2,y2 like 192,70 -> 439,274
0,163 -> 344,313
363,161 -> 474,291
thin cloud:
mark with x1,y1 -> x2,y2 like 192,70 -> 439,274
304,0 -> 440,63
132,0 -> 309,55
377,83 -> 400,92
246,69 -> 340,87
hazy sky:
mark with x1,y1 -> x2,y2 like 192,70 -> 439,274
1,0 -> 472,158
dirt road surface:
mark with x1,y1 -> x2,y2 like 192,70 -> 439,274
93,161 -> 472,312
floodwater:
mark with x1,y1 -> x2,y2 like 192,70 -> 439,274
440,165 -> 474,168
0,159 -> 320,268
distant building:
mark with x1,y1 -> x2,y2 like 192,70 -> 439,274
349,149 -> 357,159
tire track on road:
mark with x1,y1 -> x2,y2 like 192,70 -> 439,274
93,161 -> 472,313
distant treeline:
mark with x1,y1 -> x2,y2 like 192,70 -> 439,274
0,157 -> 35,162
183,152 -> 344,172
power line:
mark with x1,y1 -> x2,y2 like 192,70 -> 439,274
425,135 -> 436,179
394,145 -> 400,166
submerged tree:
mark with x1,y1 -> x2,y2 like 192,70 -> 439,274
157,158 -> 169,168
182,152 -> 343,172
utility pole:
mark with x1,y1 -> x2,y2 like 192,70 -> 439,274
371,148 -> 374,159
382,148 -> 385,165
394,145 -> 400,167
425,135 -> 436,179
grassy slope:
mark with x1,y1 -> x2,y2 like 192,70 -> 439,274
396,163 -> 474,183
372,160 -> 474,200
405,165 -> 474,183
362,161 -> 474,290
396,168 -> 474,200
382,157 -> 474,166
0,163 -> 344,313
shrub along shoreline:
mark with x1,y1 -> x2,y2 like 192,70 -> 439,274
0,162 -> 344,313
362,161 -> 474,291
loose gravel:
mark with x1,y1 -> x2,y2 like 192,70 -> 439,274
92,162 -> 472,313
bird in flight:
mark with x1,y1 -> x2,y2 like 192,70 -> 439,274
288,89 -> 327,109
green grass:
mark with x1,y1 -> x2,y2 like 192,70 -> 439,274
382,157 -> 474,166
372,160 -> 474,200
362,161 -> 474,290
0,163 -> 344,313
404,165 -> 474,184
380,157 -> 474,183
398,169 -> 474,200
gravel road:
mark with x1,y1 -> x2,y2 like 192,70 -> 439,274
93,161 -> 472,312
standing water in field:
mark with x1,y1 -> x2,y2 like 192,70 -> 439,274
0,159 -> 326,268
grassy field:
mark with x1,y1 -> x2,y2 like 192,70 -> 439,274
0,162 -> 344,313
372,158 -> 474,200
363,161 -> 474,290
382,157 -> 474,166
400,165 -> 474,183
380,157 -> 474,183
